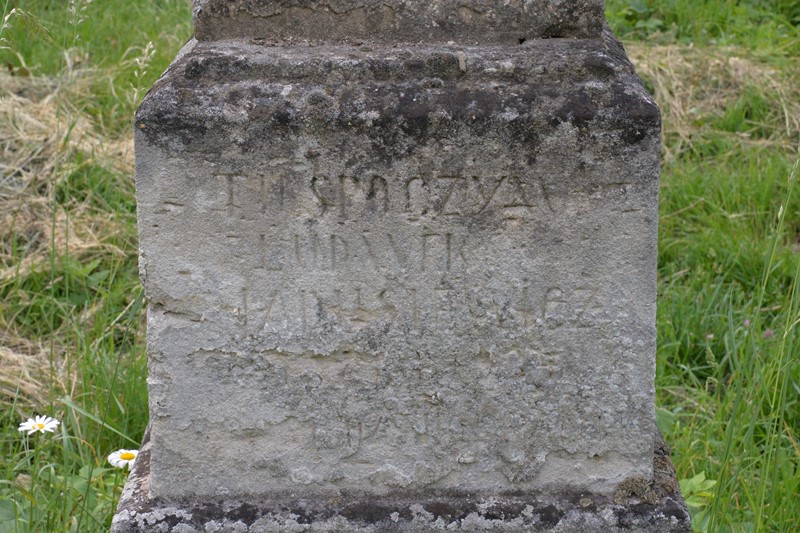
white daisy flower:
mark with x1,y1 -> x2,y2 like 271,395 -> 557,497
18,415 -> 60,435
108,449 -> 139,470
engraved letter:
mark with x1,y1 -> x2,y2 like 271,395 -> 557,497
331,235 -> 351,270
405,177 -> 428,217
387,234 -> 409,270
368,176 -> 390,214
311,176 -> 336,216
543,287 -> 567,325
436,176 -> 464,216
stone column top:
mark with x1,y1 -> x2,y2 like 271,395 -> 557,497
193,0 -> 606,45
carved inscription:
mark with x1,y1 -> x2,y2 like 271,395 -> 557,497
186,346 -> 566,460
250,231 -> 468,273
237,282 -> 609,337
189,169 -> 614,339
404,175 -> 553,217
217,172 -> 553,220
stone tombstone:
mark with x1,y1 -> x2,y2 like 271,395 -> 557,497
114,1 -> 690,531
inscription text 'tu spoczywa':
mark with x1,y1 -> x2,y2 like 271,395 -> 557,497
216,173 -> 554,221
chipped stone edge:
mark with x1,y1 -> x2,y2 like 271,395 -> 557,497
112,428 -> 690,532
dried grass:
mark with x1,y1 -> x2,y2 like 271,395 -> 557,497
0,69 -> 132,409
0,70 -> 132,279
627,43 -> 800,161
0,327 -> 67,410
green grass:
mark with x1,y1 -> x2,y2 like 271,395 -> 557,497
612,4 -> 800,529
1,1 -> 185,530
1,1 -> 799,531
3,0 -> 191,133
657,150 -> 800,531
606,0 -> 800,54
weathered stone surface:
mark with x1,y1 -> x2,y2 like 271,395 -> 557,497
111,429 -> 690,532
135,29 -> 661,501
192,0 -> 606,44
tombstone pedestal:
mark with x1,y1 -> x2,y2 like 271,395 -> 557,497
112,428 -> 688,531
115,2 -> 689,530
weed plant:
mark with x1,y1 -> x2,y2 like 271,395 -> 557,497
0,0 -> 798,531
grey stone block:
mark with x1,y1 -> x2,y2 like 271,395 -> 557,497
111,428 -> 690,532
192,0 -> 606,44
134,29 -> 663,501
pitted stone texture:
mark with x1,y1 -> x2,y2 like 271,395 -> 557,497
192,0 -> 606,44
112,430 -> 690,532
136,32 -> 660,500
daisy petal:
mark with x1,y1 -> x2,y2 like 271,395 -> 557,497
108,449 -> 139,470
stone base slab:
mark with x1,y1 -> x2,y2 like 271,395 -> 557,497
112,429 -> 690,532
